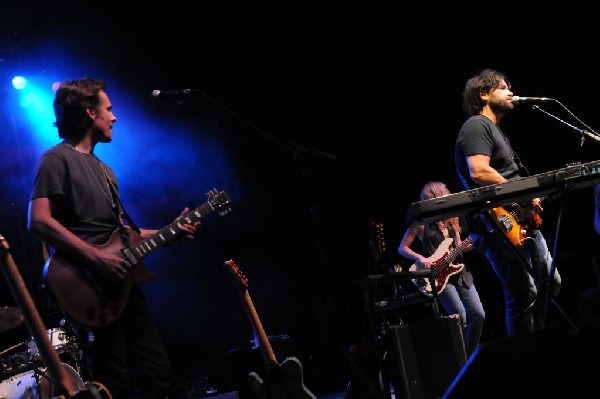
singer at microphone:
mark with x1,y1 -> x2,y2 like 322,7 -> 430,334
511,96 -> 553,105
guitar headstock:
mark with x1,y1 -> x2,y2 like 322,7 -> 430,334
206,189 -> 232,217
0,232 -> 9,251
369,222 -> 386,261
223,259 -> 248,292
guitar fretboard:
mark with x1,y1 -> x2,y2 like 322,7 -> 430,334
123,190 -> 230,264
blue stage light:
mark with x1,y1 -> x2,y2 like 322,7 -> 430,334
11,76 -> 27,90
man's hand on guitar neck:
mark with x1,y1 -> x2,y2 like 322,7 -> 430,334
139,207 -> 200,242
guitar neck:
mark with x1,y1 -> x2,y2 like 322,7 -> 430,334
123,201 -> 216,264
442,236 -> 472,264
242,290 -> 278,365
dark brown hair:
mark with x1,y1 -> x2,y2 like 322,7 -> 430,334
53,78 -> 107,140
462,69 -> 510,117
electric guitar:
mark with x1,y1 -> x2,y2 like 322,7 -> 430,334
368,222 -> 386,264
223,259 -> 316,399
44,189 -> 231,327
490,202 -> 542,248
406,236 -> 473,297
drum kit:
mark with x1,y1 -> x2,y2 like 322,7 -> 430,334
0,306 -> 85,399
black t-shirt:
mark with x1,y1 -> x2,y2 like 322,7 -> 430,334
30,142 -> 121,245
455,114 -> 521,190
455,115 -> 522,234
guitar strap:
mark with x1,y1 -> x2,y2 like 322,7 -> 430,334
102,169 -> 141,234
499,127 -> 531,177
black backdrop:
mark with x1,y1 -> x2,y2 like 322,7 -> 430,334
2,1 -> 600,395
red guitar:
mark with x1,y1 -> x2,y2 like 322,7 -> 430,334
406,236 -> 473,297
44,189 -> 231,327
223,259 -> 316,399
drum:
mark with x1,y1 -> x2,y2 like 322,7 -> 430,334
25,328 -> 75,360
0,351 -> 30,380
0,363 -> 84,399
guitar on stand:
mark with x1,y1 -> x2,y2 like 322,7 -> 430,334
0,232 -> 111,399
342,223 -> 393,399
223,259 -> 316,399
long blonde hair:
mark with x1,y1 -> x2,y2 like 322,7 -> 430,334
420,181 -> 461,234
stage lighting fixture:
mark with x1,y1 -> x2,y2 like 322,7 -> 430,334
11,76 -> 27,90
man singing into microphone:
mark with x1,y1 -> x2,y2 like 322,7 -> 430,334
454,68 -> 561,336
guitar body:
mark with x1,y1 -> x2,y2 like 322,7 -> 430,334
490,203 -> 542,248
44,228 -> 155,327
248,357 -> 316,399
408,237 -> 468,297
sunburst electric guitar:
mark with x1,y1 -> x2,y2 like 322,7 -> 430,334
490,202 -> 542,248
407,236 -> 473,297
223,259 -> 316,399
44,189 -> 231,327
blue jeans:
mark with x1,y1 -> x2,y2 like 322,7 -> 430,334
438,281 -> 485,357
473,229 -> 561,336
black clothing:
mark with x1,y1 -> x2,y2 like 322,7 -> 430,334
30,142 -> 120,244
455,115 -> 520,188
30,142 -> 172,399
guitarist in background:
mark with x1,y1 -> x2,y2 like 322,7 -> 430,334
455,68 -> 561,337
398,181 -> 485,357
27,78 -> 200,399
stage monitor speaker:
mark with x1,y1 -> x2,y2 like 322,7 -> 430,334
385,315 -> 466,399
443,327 -> 599,398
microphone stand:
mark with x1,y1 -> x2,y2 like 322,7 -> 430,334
528,101 -> 600,330
174,88 -> 338,162
531,103 -> 600,144
158,86 -> 346,350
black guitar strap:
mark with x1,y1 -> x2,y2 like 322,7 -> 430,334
101,169 -> 141,234
499,127 -> 531,177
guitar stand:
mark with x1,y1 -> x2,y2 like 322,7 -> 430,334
539,194 -> 576,331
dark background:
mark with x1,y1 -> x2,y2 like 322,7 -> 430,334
2,1 -> 600,396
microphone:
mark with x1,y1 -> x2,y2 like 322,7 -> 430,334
150,89 -> 198,102
512,96 -> 553,105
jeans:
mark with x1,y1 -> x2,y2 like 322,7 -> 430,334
438,281 -> 485,357
474,229 -> 561,336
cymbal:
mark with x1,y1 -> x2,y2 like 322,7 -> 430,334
0,306 -> 24,332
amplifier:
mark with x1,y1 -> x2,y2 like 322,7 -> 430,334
385,315 -> 467,399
